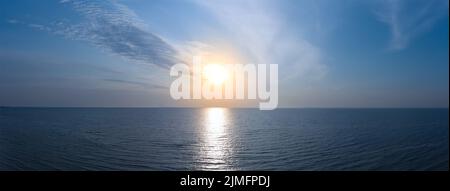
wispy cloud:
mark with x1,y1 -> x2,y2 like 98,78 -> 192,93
376,0 -> 448,50
103,79 -> 167,89
28,23 -> 50,31
6,19 -> 20,24
50,0 -> 179,68
193,0 -> 327,80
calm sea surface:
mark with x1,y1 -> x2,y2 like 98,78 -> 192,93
0,108 -> 448,170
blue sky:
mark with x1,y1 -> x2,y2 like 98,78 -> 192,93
0,0 -> 448,107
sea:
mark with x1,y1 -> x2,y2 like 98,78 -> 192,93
0,108 -> 448,170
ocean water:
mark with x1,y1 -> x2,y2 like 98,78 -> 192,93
0,108 -> 448,171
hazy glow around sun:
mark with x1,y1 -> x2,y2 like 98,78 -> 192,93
203,64 -> 229,85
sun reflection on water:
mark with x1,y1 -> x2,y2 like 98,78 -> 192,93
198,107 -> 233,170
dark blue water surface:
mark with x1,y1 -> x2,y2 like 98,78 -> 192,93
0,108 -> 448,170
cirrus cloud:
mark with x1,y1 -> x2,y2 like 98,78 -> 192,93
54,0 -> 180,68
375,0 -> 449,50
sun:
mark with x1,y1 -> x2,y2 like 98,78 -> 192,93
203,64 -> 229,85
